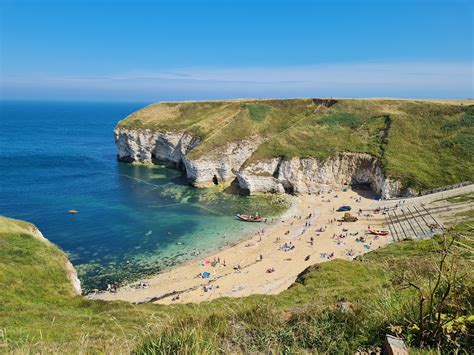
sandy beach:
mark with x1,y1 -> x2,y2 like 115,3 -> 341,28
90,183 -> 473,304
91,185 -> 396,304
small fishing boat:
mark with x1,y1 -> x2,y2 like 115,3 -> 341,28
367,229 -> 389,236
68,210 -> 78,214
236,214 -> 262,222
144,230 -> 152,236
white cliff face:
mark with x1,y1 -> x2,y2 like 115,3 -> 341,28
237,153 -> 414,199
380,178 -> 418,199
237,158 -> 285,193
114,128 -> 199,164
115,127 -> 263,187
115,127 -> 414,198
183,138 -> 264,187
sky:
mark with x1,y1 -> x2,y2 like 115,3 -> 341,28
0,0 -> 472,101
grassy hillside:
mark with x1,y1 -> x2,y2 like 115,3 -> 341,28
1,210 -> 472,353
118,98 -> 473,191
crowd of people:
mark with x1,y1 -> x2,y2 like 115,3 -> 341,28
99,186 -> 392,304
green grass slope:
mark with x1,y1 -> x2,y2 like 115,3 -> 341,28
118,98 -> 473,192
1,213 -> 472,353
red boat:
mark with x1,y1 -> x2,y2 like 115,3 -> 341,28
367,228 -> 389,236
237,214 -> 262,222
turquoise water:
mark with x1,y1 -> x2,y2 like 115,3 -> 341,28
0,101 -> 287,292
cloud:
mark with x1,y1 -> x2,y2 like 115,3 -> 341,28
1,61 -> 472,101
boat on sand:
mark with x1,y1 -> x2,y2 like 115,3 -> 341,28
236,214 -> 262,222
367,228 -> 389,236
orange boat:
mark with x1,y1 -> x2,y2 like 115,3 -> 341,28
367,228 -> 389,236
236,214 -> 262,222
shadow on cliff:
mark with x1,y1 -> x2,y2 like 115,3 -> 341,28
223,179 -> 250,196
351,184 -> 379,199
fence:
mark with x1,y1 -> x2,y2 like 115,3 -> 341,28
418,181 -> 472,196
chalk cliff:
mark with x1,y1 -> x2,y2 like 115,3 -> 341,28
182,137 -> 264,187
237,154 -> 414,199
115,128 -> 199,164
115,127 -> 414,198
115,127 -> 263,187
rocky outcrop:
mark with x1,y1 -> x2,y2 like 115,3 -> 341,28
237,153 -> 413,199
115,128 -> 199,164
115,127 -> 263,187
182,138 -> 264,187
115,127 -> 414,198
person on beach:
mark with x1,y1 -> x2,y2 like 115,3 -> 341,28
107,283 -> 118,293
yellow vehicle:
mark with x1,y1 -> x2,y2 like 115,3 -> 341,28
342,212 -> 358,222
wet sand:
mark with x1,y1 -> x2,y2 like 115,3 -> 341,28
92,186 -> 392,304
91,184 -> 472,304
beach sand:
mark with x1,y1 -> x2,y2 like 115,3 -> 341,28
93,186 -> 393,304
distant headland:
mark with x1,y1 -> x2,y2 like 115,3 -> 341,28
115,98 -> 473,198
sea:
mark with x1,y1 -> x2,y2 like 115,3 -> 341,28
0,101 -> 286,292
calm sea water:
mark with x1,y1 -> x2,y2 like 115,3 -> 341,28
0,101 -> 285,291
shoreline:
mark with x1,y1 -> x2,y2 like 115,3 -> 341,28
84,193 -> 299,295
89,183 -> 473,304
90,185 -> 390,304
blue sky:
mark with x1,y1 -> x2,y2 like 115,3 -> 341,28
0,0 -> 472,101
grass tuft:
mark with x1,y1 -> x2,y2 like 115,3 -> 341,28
118,99 -> 474,191
1,210 -> 472,353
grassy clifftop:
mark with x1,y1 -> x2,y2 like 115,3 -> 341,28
118,98 -> 473,191
1,209 -> 472,353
